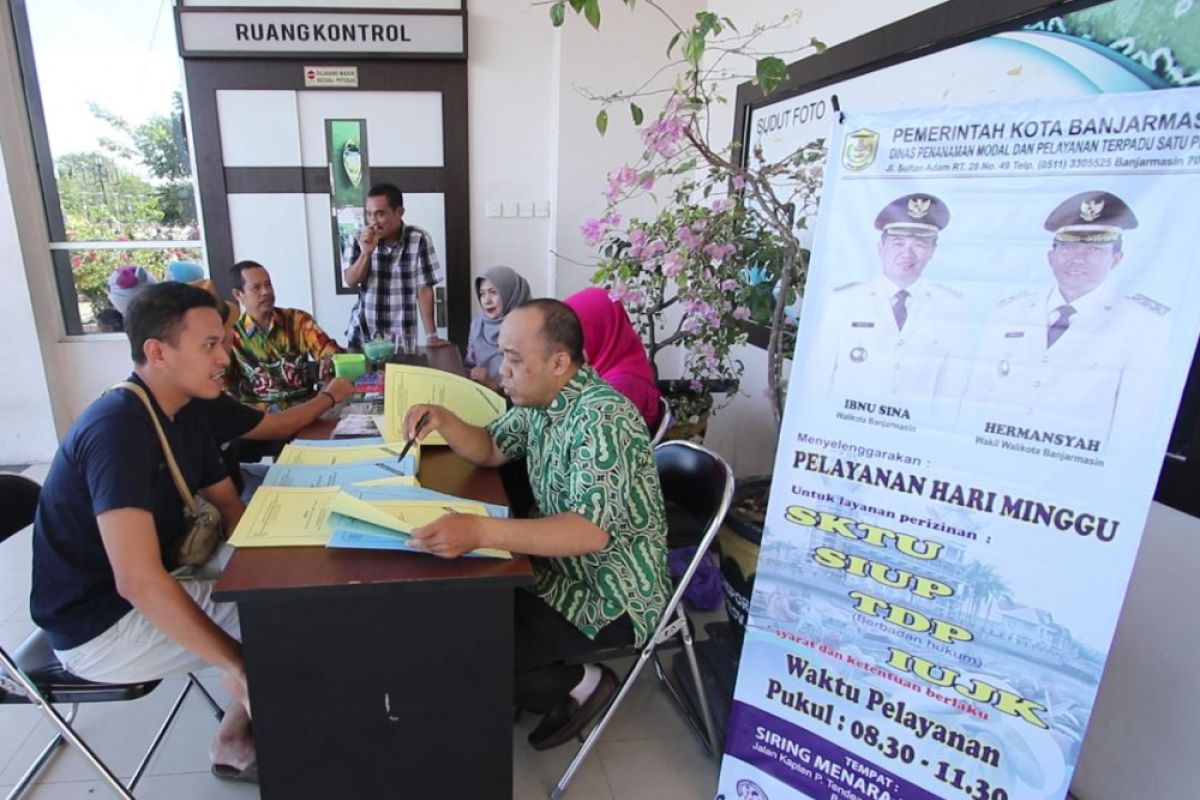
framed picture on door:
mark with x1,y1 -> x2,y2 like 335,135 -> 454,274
326,118 -> 369,295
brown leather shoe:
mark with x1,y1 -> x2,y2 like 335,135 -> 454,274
527,665 -> 618,751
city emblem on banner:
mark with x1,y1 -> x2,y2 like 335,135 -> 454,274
842,128 -> 879,171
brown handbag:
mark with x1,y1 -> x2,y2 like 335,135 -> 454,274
114,382 -> 224,567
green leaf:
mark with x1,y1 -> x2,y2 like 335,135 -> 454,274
549,1 -> 565,27
672,158 -> 698,175
630,103 -> 644,126
666,31 -> 682,57
595,108 -> 609,135
754,56 -> 789,96
568,0 -> 586,11
682,31 -> 705,68
811,37 -> 828,54
583,0 -> 601,30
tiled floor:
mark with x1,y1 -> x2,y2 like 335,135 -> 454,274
0,464 -> 721,799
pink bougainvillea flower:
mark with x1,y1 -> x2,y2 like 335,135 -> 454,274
627,227 -> 647,259
732,306 -> 752,321
676,225 -> 701,250
581,218 -> 605,246
703,242 -> 738,263
643,238 -> 667,258
662,251 -> 685,277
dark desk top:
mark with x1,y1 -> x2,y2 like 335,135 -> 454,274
213,346 -> 532,602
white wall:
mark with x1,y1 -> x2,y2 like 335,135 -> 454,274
0,0 -> 73,459
466,0 -> 558,300
0,152 -> 58,462
1071,501 -> 1200,799
548,1 -> 703,301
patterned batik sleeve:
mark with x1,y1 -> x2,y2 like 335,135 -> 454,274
418,232 -> 445,287
294,310 -> 340,359
565,395 -> 660,543
485,407 -> 530,461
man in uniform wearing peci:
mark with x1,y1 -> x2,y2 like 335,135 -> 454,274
962,190 -> 1171,442
813,193 -> 968,423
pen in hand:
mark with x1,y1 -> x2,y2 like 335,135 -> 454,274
397,410 -> 430,462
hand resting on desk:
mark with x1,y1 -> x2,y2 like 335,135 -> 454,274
403,404 -> 610,559
407,512 -> 484,559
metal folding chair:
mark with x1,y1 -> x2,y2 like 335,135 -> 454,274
550,441 -> 734,799
650,395 -> 675,446
0,474 -> 224,800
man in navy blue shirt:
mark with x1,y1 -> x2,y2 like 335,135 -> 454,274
31,282 -> 255,781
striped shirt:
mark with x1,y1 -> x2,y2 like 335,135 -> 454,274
342,224 -> 443,349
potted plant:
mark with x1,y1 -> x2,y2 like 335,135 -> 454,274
554,3 -> 828,645
587,184 -> 788,438
566,10 -> 825,429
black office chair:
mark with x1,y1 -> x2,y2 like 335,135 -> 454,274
0,474 -> 224,799
550,441 -> 734,799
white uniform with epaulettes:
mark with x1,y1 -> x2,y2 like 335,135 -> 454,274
961,285 -> 1171,442
811,273 -> 970,420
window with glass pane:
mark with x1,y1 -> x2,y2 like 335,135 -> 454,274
13,0 -> 204,334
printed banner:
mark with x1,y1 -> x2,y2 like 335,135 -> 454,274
717,87 -> 1200,800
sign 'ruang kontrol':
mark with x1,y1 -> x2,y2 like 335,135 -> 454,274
176,6 -> 466,58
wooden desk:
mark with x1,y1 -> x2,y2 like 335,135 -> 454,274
214,347 -> 532,800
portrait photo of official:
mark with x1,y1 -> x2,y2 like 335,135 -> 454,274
961,190 -> 1171,443
812,192 -> 969,425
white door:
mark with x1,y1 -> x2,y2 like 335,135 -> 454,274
214,88 -> 449,343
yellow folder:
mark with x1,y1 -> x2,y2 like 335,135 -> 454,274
382,364 -> 506,446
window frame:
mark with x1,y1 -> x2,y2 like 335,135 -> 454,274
9,0 -> 206,335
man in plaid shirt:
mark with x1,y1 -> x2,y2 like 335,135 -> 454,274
342,183 -> 449,350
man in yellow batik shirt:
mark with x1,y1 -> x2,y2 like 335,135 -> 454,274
226,260 -> 341,410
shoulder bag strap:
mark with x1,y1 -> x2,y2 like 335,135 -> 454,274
111,381 -> 200,516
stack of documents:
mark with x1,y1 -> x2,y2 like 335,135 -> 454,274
381,364 -> 506,445
227,436 -> 510,558
229,486 -> 510,559
277,439 -> 420,470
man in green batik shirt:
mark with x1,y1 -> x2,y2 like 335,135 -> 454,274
403,298 -> 669,751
